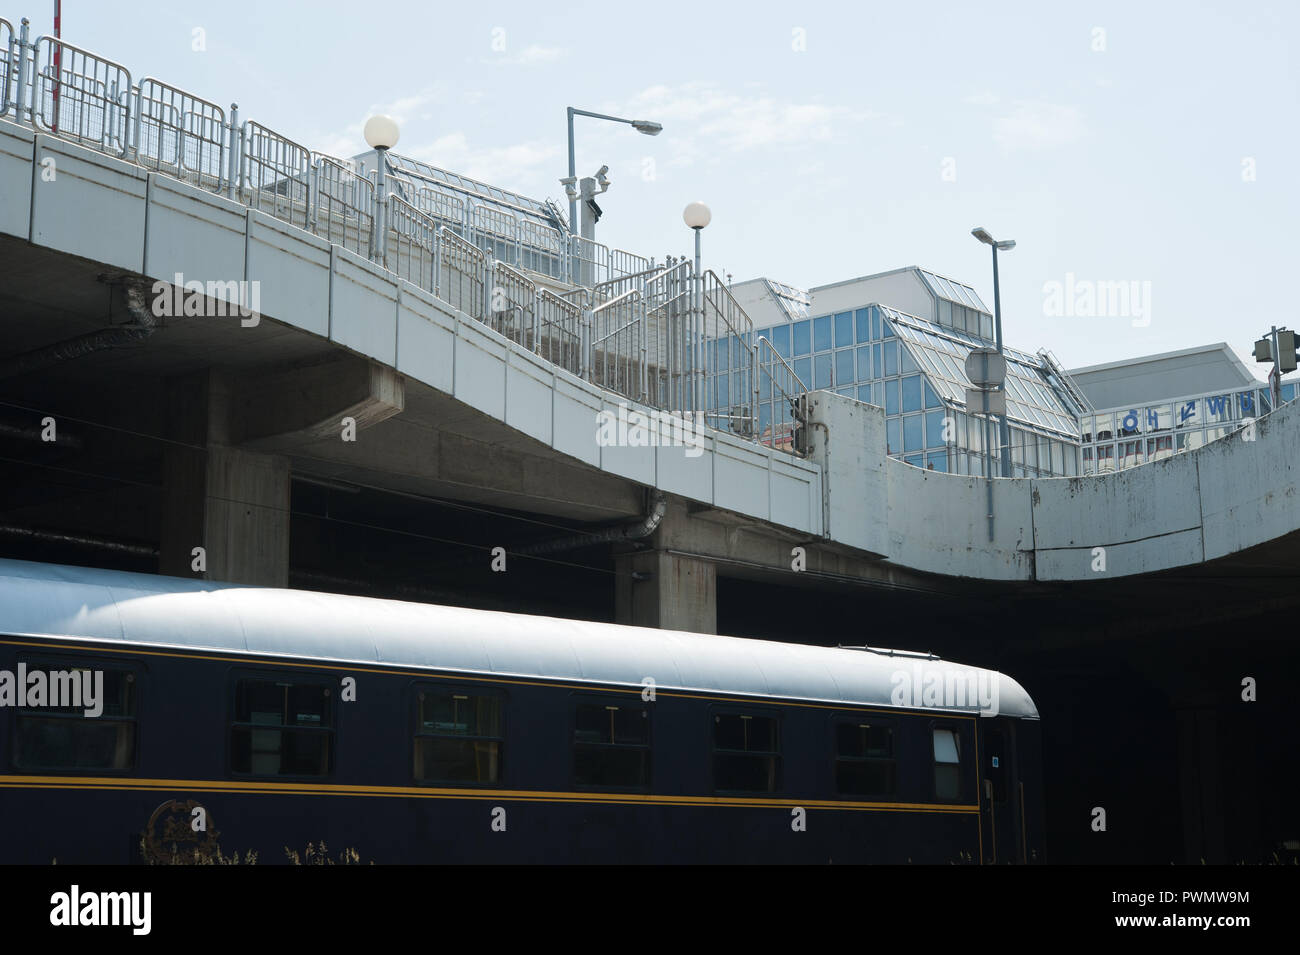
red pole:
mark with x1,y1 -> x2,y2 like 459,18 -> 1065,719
51,0 -> 61,134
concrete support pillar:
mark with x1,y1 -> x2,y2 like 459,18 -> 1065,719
1175,706 -> 1225,864
160,371 -> 290,586
615,550 -> 717,634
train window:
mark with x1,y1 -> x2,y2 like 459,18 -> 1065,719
833,720 -> 897,796
13,660 -> 137,772
713,712 -> 781,793
933,727 -> 963,800
414,688 -> 503,784
572,701 -> 650,789
230,677 -> 333,777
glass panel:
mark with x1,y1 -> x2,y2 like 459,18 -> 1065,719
881,317 -> 894,339
904,454 -> 923,467
938,299 -> 952,326
886,417 -> 900,454
815,353 -> 833,389
794,357 -> 811,387
883,341 -> 898,376
855,308 -> 871,344
924,379 -> 942,409
770,324 -> 790,358
902,374 -> 922,412
793,320 -> 810,356
980,313 -> 993,340
836,348 -> 855,385
857,384 -> 872,404
900,345 -> 918,375
903,414 -> 923,451
926,409 -> 948,447
856,346 -> 871,381
835,311 -> 853,347
884,378 -> 899,415
925,452 -> 948,472
813,315 -> 831,352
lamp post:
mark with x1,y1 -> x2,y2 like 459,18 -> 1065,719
364,114 -> 400,267
683,201 -> 711,417
564,108 -> 662,284
972,227 -> 1016,478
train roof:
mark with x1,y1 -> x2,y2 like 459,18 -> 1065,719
0,558 -> 1039,719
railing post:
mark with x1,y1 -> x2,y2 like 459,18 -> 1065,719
580,307 -> 593,380
14,18 -> 30,124
224,104 -> 237,199
308,158 -> 319,235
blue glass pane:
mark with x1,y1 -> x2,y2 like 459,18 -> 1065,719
836,349 -> 855,385
926,452 -> 948,472
835,311 -> 853,347
900,345 -> 918,374
884,378 -> 899,415
815,353 -> 833,389
883,340 -> 898,376
717,373 -> 728,407
905,454 -> 923,468
886,417 -> 900,454
793,321 -> 810,356
794,357 -> 811,386
873,343 -> 881,377
857,384 -> 872,403
924,379 -> 942,409
926,410 -> 948,447
760,403 -> 772,432
881,317 -> 894,338
813,316 -> 831,352
856,346 -> 871,381
903,414 -> 923,451
770,324 -> 790,358
855,309 -> 871,344
902,374 -> 922,412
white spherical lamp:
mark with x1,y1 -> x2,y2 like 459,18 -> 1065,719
682,201 -> 711,230
363,114 -> 401,151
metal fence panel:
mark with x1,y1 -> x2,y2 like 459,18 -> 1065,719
242,120 -> 310,228
387,194 -> 437,293
313,153 -> 374,258
135,77 -> 225,191
31,36 -> 131,155
536,289 -> 583,376
590,288 -> 647,403
436,225 -> 487,320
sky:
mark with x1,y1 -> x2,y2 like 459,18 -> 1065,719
24,0 -> 1300,376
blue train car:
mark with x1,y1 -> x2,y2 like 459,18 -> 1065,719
0,558 -> 1043,863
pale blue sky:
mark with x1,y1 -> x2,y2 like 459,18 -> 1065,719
28,0 -> 1300,373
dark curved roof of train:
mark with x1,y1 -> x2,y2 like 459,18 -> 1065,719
0,559 -> 1038,719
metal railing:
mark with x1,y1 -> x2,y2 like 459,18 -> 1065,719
0,17 -> 807,457
755,336 -> 807,454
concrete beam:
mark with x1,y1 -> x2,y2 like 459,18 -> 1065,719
235,355 -> 404,450
615,550 -> 717,634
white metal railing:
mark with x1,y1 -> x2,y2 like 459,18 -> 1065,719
0,17 -> 805,457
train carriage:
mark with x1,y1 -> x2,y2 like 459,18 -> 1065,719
0,558 -> 1044,863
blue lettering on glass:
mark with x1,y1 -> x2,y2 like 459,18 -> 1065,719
1178,401 -> 1196,424
1240,392 -> 1254,413
1146,409 -> 1160,428
1122,410 -> 1139,432
1206,395 -> 1228,417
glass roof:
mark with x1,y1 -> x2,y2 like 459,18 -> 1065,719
917,269 -> 990,314
379,152 -> 562,228
764,279 -> 811,320
883,307 -> 1080,439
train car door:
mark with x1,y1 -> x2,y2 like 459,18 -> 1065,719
979,720 -> 1024,864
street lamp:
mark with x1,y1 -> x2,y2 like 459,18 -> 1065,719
564,107 -> 663,239
684,201 -> 711,416
365,115 -> 401,266
972,226 -> 1015,478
